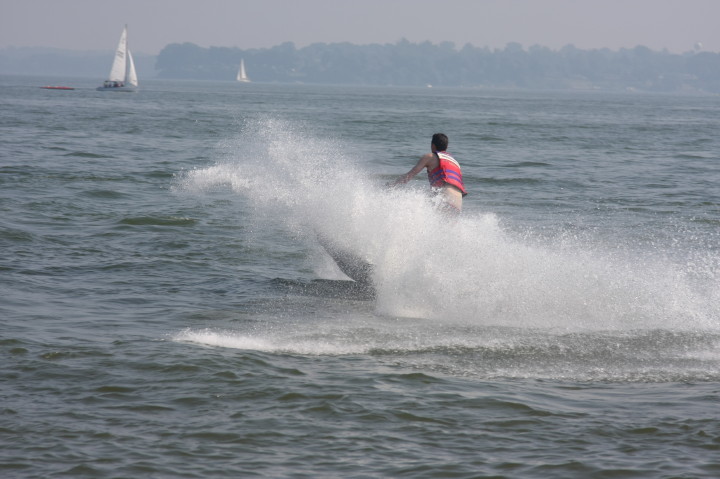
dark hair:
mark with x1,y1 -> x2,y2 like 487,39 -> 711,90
432,133 -> 449,151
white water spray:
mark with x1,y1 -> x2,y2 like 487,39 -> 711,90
177,118 -> 719,332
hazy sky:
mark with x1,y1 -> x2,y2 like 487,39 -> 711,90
1,0 -> 717,55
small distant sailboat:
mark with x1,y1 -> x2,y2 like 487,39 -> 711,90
97,25 -> 138,92
236,59 -> 250,83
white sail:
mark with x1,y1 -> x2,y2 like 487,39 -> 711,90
108,26 -> 128,83
98,25 -> 138,91
127,50 -> 138,87
236,59 -> 250,82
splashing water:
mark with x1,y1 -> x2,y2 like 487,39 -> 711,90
177,118 -> 719,333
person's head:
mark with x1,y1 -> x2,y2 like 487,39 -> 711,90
431,133 -> 449,152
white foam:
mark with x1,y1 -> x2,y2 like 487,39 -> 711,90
173,327 -> 375,355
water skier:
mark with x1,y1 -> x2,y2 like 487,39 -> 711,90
388,133 -> 467,215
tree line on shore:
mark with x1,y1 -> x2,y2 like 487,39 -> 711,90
155,40 -> 720,92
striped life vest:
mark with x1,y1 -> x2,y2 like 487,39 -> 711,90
428,152 -> 467,196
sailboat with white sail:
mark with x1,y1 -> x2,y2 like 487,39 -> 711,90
236,59 -> 250,83
97,25 -> 138,92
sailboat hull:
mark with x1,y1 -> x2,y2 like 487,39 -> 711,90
96,86 -> 137,92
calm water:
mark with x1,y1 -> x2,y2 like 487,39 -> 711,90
1,75 -> 719,478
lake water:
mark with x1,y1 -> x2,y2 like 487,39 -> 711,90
1,75 -> 719,478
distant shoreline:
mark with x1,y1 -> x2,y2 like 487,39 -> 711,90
3,41 -> 719,93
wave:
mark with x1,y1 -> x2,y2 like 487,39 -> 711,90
119,216 -> 197,226
62,151 -> 113,159
172,325 -> 720,382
